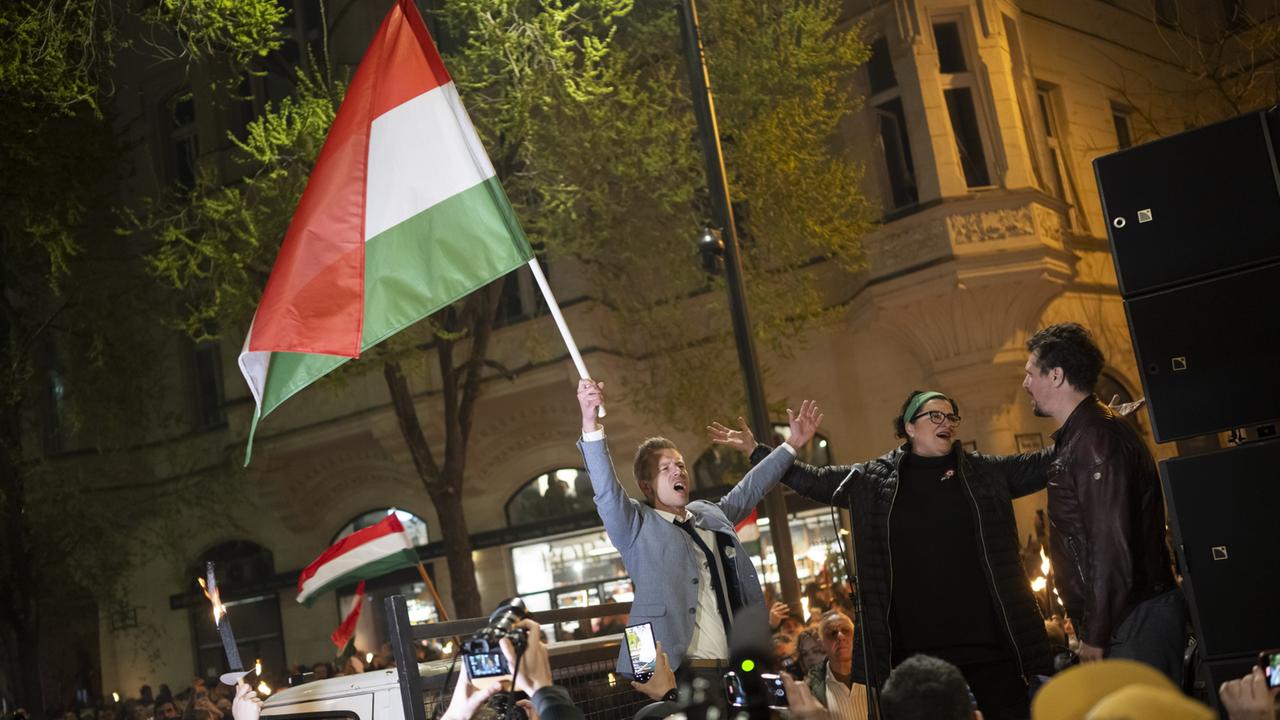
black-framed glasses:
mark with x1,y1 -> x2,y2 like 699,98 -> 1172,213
910,410 -> 962,426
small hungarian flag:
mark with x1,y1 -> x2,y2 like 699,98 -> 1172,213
238,0 -> 533,461
331,580 -> 366,650
298,515 -> 417,606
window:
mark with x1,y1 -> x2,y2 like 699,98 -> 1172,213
193,342 -> 225,429
189,541 -> 284,678
754,508 -> 844,619
495,261 -> 549,327
933,20 -> 993,188
1037,86 -> 1068,199
1112,103 -> 1134,149
510,529 -> 632,641
335,508 -> 430,547
167,90 -> 199,189
866,37 -> 919,209
505,468 -> 595,526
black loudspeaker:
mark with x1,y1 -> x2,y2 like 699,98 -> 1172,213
1123,261 -> 1280,441
1160,438 -> 1280,659
1095,108 -> 1280,297
1197,654 -> 1260,713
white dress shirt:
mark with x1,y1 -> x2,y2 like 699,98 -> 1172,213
824,661 -> 870,720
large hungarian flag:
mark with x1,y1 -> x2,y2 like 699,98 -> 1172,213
238,0 -> 533,460
298,515 -> 418,605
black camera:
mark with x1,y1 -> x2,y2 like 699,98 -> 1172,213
462,597 -> 530,656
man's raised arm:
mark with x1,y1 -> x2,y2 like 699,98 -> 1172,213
576,378 -> 642,552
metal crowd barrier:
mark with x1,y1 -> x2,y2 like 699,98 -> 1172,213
386,595 -> 649,720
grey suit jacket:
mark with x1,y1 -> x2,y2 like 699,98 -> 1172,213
577,436 -> 797,672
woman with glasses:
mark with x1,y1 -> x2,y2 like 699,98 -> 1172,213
709,390 -> 1052,720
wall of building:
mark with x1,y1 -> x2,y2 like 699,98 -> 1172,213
89,0 -> 1228,690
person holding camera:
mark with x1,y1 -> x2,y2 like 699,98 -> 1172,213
576,378 -> 822,677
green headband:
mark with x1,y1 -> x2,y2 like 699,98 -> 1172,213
903,391 -> 947,426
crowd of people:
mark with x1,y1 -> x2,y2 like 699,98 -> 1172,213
10,320 -> 1275,720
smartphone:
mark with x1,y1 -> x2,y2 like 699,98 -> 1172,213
723,670 -> 788,710
464,650 -> 511,688
1258,649 -> 1280,689
624,622 -> 657,683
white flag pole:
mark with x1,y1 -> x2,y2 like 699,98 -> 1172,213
527,258 -> 605,417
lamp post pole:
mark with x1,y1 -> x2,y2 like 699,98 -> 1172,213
677,0 -> 801,612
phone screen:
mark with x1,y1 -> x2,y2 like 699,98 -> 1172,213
1260,650 -> 1280,689
464,650 -> 511,687
723,671 -> 788,709
624,622 -> 657,682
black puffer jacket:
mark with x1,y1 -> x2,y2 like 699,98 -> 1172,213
751,442 -> 1054,686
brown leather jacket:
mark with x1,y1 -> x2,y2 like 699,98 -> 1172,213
1047,396 -> 1176,647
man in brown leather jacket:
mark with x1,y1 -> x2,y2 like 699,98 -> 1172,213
1021,323 -> 1186,682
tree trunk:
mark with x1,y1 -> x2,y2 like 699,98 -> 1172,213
382,358 -> 485,619
426,477 -> 483,618
0,415 -> 44,717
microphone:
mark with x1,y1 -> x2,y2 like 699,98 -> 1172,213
832,463 -> 865,501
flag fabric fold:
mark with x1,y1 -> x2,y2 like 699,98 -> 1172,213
331,580 -> 366,650
238,0 -> 533,461
297,515 -> 418,606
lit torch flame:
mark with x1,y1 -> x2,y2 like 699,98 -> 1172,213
256,682 -> 271,696
1031,576 -> 1047,592
197,577 -> 227,626
1039,547 -> 1051,576
255,658 -> 262,677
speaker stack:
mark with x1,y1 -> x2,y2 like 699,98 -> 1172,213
1095,107 -> 1280,710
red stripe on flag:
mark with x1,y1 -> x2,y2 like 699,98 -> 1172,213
371,0 -> 451,120
249,0 -> 451,358
735,509 -> 759,533
331,580 -> 366,650
298,515 -> 407,592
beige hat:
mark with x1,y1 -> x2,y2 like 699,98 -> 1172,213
1084,684 -> 1215,720
1031,659 -> 1177,720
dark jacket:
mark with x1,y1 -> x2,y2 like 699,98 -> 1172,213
1046,396 -> 1176,647
752,442 -> 1054,686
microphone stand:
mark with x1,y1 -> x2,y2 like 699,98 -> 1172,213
833,467 -> 883,720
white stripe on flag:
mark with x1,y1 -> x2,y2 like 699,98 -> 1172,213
238,315 -> 268,412
365,82 -> 496,241
297,532 -> 414,601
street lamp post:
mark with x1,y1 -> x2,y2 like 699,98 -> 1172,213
677,0 -> 801,613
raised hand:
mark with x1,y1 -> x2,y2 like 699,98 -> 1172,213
787,400 -> 824,449
707,416 -> 756,455
631,641 -> 676,701
231,681 -> 263,720
577,378 -> 605,434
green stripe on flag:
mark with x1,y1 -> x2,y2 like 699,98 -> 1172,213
260,177 -> 532,419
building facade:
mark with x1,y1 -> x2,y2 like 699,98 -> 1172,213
77,0 -> 1241,695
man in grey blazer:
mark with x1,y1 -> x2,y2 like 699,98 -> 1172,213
575,378 -> 822,675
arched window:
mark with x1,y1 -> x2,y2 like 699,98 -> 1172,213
504,468 -> 594,526
189,541 -> 284,678
693,425 -> 834,490
333,508 -> 430,547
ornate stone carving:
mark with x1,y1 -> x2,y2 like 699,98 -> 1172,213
1032,204 -> 1066,244
947,207 -> 1036,244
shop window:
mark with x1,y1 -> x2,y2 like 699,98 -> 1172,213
505,468 -> 595,526
331,510 -> 438,657
189,541 -> 284,678
754,508 -> 846,621
510,529 -> 632,641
